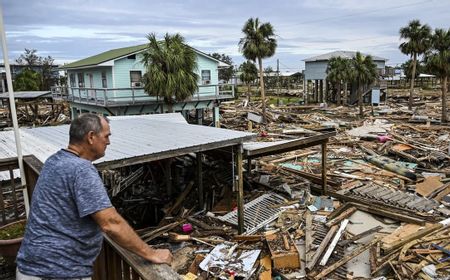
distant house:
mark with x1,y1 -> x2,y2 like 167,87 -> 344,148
303,51 -> 387,104
56,44 -> 233,120
0,63 -> 60,92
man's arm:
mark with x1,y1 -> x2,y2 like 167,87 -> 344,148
91,207 -> 173,265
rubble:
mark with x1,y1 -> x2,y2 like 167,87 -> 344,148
149,95 -> 450,279
3,89 -> 450,278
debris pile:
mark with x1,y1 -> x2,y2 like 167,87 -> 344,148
145,97 -> 450,279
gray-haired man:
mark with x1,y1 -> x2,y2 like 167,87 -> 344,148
17,113 -> 172,279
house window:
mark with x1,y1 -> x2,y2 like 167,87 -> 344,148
77,73 -> 85,88
201,70 -> 211,85
69,73 -> 76,87
130,71 -> 142,87
101,71 -> 107,88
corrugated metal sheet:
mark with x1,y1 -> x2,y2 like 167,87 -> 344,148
243,140 -> 292,151
0,91 -> 51,99
0,114 -> 255,177
303,51 -> 387,62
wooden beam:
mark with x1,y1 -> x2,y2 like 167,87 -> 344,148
280,166 -> 340,187
326,206 -> 357,227
197,152 -> 203,209
305,210 -> 313,266
95,136 -> 254,170
244,132 -> 336,158
321,141 -> 328,195
235,145 -> 244,234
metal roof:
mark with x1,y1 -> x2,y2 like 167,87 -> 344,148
61,44 -> 148,69
0,113 -> 255,173
303,51 -> 387,62
61,44 -> 231,70
0,91 -> 51,100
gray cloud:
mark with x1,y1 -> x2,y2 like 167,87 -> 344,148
2,0 -> 449,70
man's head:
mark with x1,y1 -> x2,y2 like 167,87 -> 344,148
69,114 -> 111,161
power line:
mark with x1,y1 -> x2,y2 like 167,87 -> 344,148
277,0 -> 431,28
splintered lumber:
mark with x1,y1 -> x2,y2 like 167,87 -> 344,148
233,234 -> 264,242
269,150 -> 317,164
382,223 -> 442,253
325,206 -> 357,227
399,228 -> 450,262
306,224 -> 338,271
305,211 -> 313,265
314,236 -> 382,279
140,220 -> 184,243
319,219 -> 349,266
187,216 -> 214,230
416,176 -> 443,197
259,255 -> 272,280
348,202 -> 426,225
165,181 -> 194,216
340,225 -> 383,246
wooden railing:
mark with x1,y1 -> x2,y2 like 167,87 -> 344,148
0,156 -> 41,226
93,236 -> 180,280
51,84 -> 235,107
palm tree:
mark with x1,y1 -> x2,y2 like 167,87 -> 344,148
424,28 -> 450,123
341,59 -> 354,106
141,33 -> 199,112
326,56 -> 348,105
239,61 -> 258,101
352,52 -> 378,118
399,19 -> 432,110
239,17 -> 277,122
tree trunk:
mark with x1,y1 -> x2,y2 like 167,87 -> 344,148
258,57 -> 266,123
168,103 -> 174,113
409,53 -> 417,110
247,83 -> 251,102
442,76 -> 448,123
343,82 -> 348,106
358,83 -> 363,118
336,82 -> 342,105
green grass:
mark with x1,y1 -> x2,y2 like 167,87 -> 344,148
268,96 -> 302,105
0,221 -> 25,240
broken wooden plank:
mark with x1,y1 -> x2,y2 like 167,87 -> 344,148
416,176 -> 443,197
325,206 -> 356,227
383,223 -> 442,253
315,236 -> 382,279
319,219 -> 349,266
305,210 -> 313,266
340,225 -> 383,246
306,224 -> 338,271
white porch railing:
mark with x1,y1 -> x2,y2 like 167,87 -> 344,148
51,84 -> 235,106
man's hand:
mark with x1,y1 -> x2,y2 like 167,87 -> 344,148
147,248 -> 173,265
92,208 -> 173,265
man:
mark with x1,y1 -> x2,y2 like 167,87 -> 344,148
17,113 -> 172,279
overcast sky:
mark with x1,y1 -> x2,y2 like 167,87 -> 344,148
2,0 -> 449,72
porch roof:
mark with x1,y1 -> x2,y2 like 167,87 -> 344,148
0,113 -> 255,171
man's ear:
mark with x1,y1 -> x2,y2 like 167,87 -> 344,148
87,131 -> 95,145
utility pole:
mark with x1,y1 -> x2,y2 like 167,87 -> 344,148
0,4 -> 30,216
276,59 -> 280,105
